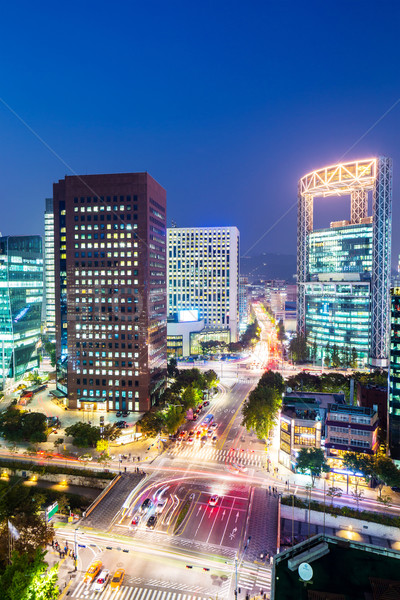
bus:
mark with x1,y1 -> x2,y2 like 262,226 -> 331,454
202,414 -> 214,428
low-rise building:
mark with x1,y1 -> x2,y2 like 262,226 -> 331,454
325,403 -> 379,456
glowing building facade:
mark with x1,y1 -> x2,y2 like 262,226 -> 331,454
0,236 -> 43,389
167,226 -> 239,342
53,173 -> 167,413
297,158 -> 392,368
389,287 -> 400,458
44,198 -> 56,340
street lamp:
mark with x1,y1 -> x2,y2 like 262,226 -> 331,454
74,528 -> 78,572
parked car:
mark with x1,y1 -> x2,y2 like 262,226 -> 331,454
122,411 -> 129,418
78,453 -> 93,461
116,411 -> 123,417
115,420 -> 127,429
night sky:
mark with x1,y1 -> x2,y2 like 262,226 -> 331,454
0,0 -> 399,265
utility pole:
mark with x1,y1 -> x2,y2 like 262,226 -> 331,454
74,528 -> 78,571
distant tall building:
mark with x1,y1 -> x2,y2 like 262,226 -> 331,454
0,236 -> 43,390
53,173 -> 167,413
167,226 -> 239,342
238,275 -> 248,328
44,198 -> 56,340
389,287 -> 400,458
297,157 -> 392,368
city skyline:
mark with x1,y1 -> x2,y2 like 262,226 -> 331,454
0,1 -> 399,266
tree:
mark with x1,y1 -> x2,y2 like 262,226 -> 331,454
163,404 -> 185,434
167,358 -> 178,379
96,439 -> 109,456
277,319 -> 286,343
26,370 -> 42,385
0,548 -> 58,600
242,386 -> 281,440
203,370 -> 218,391
289,333 -> 308,363
240,320 -> 260,348
0,407 -> 47,443
351,487 -> 364,511
331,344 -> 340,369
138,412 -> 164,436
372,456 -> 400,498
296,448 -> 330,487
324,342 -> 331,367
181,384 -> 202,409
342,452 -> 373,482
326,486 -> 342,506
101,423 -> 121,442
64,422 -> 100,448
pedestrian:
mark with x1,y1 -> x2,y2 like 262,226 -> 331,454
268,485 -> 271,494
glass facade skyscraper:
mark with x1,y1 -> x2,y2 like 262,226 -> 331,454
306,222 -> 373,367
44,198 -> 56,340
0,236 -> 43,390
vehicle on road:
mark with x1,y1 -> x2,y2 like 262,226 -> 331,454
192,414 -> 198,421
391,486 -> 400,493
146,515 -> 157,529
187,436 -> 194,444
78,453 -> 93,461
110,568 -> 125,590
130,513 -> 141,527
156,499 -> 167,513
115,420 -> 127,429
83,560 -> 102,584
116,411 -> 123,417
212,435 -> 217,444
203,400 -> 210,407
122,411 -> 129,417
202,414 -> 214,428
140,498 -> 153,513
208,495 -> 219,506
211,422 -> 218,429
93,569 -> 110,592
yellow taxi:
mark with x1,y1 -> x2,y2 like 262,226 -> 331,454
110,568 -> 125,590
83,560 -> 102,584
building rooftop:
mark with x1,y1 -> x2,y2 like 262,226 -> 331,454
329,403 -> 374,416
272,533 -> 400,600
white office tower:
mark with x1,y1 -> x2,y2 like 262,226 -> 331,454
167,226 -> 239,342
44,198 -> 56,340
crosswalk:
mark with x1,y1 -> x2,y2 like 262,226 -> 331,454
71,583 -> 212,600
168,445 -> 264,467
237,565 -> 272,595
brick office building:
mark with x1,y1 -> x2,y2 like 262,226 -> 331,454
53,172 -> 167,413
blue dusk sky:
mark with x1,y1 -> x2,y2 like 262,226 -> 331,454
0,0 -> 399,265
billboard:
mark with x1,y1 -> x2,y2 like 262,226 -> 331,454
178,309 -> 199,322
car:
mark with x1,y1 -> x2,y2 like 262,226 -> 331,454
391,486 -> 400,493
192,414 -> 198,421
93,569 -> 110,592
196,430 -> 202,438
203,401 -> 210,407
188,430 -> 194,436
212,435 -> 218,444
115,420 -> 127,429
131,513 -> 140,527
146,514 -> 158,529
140,498 -> 153,513
187,436 -> 194,444
78,453 -> 93,461
122,411 -> 129,418
209,495 -> 219,506
116,411 -> 123,417
211,422 -> 218,429
156,499 -> 167,513
110,568 -> 125,590
83,560 -> 102,584
200,435 -> 208,445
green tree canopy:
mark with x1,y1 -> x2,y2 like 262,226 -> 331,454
288,333 -> 308,363
296,447 -> 330,486
0,548 -> 58,600
138,412 -> 164,436
64,422 -> 100,448
0,407 -> 47,443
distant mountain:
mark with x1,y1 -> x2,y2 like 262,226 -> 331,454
240,253 -> 296,283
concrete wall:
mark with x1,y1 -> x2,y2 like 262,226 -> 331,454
2,468 -> 109,489
281,503 -> 400,541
